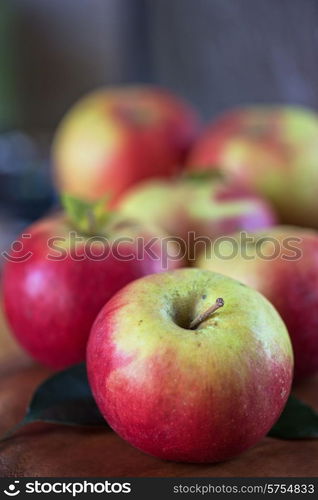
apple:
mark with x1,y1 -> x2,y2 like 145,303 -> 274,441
52,85 -> 200,204
87,268 -> 293,463
196,226 -> 318,380
118,174 -> 276,258
187,106 -> 318,228
2,201 -> 180,369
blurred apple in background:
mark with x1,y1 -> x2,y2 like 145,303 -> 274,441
2,198 -> 180,369
88,268 -> 292,463
197,226 -> 318,380
52,85 -> 200,204
187,106 -> 318,228
119,174 -> 276,260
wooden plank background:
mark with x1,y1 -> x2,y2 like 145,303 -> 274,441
8,0 -> 318,128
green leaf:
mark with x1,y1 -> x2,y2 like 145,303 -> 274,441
61,193 -> 112,235
0,364 -> 107,441
269,395 -> 318,439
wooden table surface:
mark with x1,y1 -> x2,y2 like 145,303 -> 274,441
0,305 -> 317,478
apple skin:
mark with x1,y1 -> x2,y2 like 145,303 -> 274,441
87,268 -> 293,463
53,85 -> 200,204
196,226 -> 318,380
2,213 -> 180,369
187,106 -> 318,228
118,176 -> 276,251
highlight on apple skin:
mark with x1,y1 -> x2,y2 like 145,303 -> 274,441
187,105 -> 318,228
196,226 -> 318,380
2,213 -> 180,369
87,268 -> 293,463
52,85 -> 200,205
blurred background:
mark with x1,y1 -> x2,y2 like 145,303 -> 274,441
1,0 -> 318,255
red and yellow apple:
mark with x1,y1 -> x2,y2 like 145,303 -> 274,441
87,268 -> 293,463
2,211 -> 180,369
53,85 -> 200,204
197,226 -> 318,380
118,175 -> 276,257
187,106 -> 318,228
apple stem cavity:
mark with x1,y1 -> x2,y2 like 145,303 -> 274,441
190,298 -> 224,330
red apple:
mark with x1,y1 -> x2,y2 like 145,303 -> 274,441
197,226 -> 318,380
53,85 -> 200,204
2,210 -> 180,369
87,268 -> 293,463
118,175 -> 276,259
187,106 -> 318,227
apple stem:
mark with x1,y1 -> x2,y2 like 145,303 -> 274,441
189,298 -> 224,330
